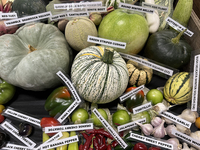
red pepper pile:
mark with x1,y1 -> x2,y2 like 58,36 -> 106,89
79,128 -> 114,150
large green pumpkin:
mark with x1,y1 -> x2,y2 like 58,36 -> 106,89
71,46 -> 129,104
98,9 -> 149,55
0,23 -> 72,91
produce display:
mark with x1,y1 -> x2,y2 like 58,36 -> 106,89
0,0 -> 199,150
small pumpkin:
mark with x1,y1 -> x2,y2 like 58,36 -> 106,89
163,72 -> 192,105
126,59 -> 153,86
144,29 -> 192,69
71,46 -> 129,104
12,0 -> 46,18
65,17 -> 97,51
0,23 -> 72,91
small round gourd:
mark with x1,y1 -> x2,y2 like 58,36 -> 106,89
163,72 -> 192,105
127,59 -> 153,86
65,17 -> 97,51
71,46 -> 129,104
0,23 -> 72,91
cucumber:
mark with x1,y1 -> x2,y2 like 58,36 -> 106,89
172,0 -> 193,27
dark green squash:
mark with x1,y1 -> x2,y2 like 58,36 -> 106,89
144,29 -> 192,69
12,0 -> 46,18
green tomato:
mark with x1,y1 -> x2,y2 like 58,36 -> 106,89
91,109 -> 108,127
112,110 -> 130,127
146,89 -> 163,105
71,108 -> 89,123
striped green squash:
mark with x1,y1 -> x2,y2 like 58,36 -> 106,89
163,72 -> 192,105
71,46 -> 129,104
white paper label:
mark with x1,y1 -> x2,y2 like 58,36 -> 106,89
0,12 -> 18,19
54,1 -> 102,9
87,35 -> 126,49
160,111 -> 192,128
1,121 -> 36,148
67,12 -> 89,17
92,108 -> 128,149
133,102 -> 152,114
86,6 -> 107,12
3,108 -> 41,127
191,54 -> 200,111
119,53 -> 174,76
2,143 -> 32,150
45,123 -> 93,133
119,85 -> 144,102
142,2 -> 168,12
172,129 -> 200,149
130,133 -> 173,149
34,132 -> 63,150
4,12 -> 52,27
117,118 -> 146,132
166,17 -> 194,37
119,2 -> 154,14
41,135 -> 79,150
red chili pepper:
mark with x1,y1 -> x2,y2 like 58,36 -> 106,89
82,133 -> 95,150
86,129 -> 113,140
133,142 -> 148,150
98,143 -> 107,150
111,140 -> 119,147
79,144 -> 84,150
81,132 -> 89,139
93,137 -> 99,150
97,134 -> 104,145
148,147 -> 161,150
107,145 -> 112,150
88,137 -> 94,150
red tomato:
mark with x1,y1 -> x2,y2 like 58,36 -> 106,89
125,86 -> 144,96
134,142 -> 148,150
0,114 -> 5,123
40,117 -> 61,136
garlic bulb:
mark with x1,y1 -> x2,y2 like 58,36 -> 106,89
151,117 -> 163,127
167,138 -> 182,150
165,124 -> 177,138
179,109 -> 199,123
176,124 -> 191,135
152,120 -> 166,138
136,122 -> 153,136
182,143 -> 190,150
152,103 -> 169,114
162,116 -> 174,124
190,131 -> 200,141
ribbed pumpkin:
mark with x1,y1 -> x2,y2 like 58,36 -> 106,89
0,23 -> 72,91
12,0 -> 46,18
65,17 -> 97,51
71,46 -> 129,104
126,59 -> 153,86
163,72 -> 192,105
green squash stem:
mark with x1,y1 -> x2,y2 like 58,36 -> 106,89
28,45 -> 37,53
171,29 -> 187,44
102,47 -> 114,64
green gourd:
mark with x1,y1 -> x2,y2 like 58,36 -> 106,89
144,29 -> 192,69
0,23 -> 72,91
71,46 -> 129,104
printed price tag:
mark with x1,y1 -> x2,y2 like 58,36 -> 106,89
86,6 -> 107,12
172,129 -> 200,149
92,108 -> 128,149
1,121 -> 36,148
191,54 -> 200,111
87,35 -> 126,49
119,2 -> 154,14
119,85 -> 144,103
132,102 -> 152,114
160,111 -> 192,128
3,108 -> 41,127
41,135 -> 79,150
54,1 -> 102,10
68,12 -> 89,17
45,123 -> 93,133
2,143 -> 32,150
117,118 -> 146,132
0,12 -> 18,19
142,2 -> 168,12
34,132 -> 63,150
166,17 -> 194,37
119,53 -> 174,76
4,12 -> 52,27
130,133 -> 173,149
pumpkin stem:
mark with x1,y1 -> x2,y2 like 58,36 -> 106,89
102,47 -> 114,64
28,45 -> 37,53
171,29 -> 187,44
